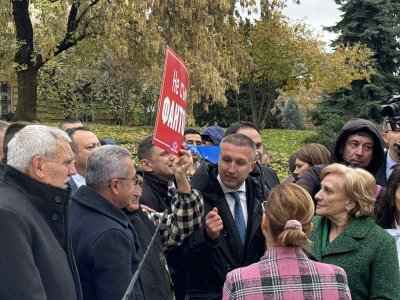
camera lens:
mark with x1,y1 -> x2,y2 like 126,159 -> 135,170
382,103 -> 400,118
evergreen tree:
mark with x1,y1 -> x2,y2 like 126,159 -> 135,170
281,98 -> 306,130
311,0 -> 400,126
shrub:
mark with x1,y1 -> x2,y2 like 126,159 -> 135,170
281,98 -> 306,130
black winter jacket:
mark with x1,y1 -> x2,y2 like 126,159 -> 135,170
124,208 -> 174,299
70,185 -> 144,300
298,119 -> 386,194
168,162 -> 266,299
0,165 -> 82,300
140,172 -> 174,213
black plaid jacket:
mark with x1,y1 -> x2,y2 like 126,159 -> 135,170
144,188 -> 204,252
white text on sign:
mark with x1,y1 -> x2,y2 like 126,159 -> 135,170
172,70 -> 187,102
162,97 -> 185,135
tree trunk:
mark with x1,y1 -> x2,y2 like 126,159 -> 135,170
12,0 -> 39,121
13,67 -> 38,121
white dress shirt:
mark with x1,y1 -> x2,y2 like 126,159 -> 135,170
386,151 -> 398,179
217,175 -> 248,226
71,173 -> 86,188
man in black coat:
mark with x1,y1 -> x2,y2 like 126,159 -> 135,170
169,134 -> 266,299
225,121 -> 280,191
122,150 -> 204,299
298,118 -> 385,197
137,135 -> 179,212
0,125 -> 82,299
70,145 -> 144,300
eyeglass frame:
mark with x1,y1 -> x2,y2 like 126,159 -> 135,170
113,175 -> 140,186
384,129 -> 400,133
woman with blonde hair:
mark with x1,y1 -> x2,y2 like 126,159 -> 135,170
223,183 -> 351,299
309,163 -> 400,299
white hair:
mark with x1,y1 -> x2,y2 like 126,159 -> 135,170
7,125 -> 71,173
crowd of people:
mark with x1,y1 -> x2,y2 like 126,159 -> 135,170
0,117 -> 400,299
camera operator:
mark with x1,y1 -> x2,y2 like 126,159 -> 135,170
376,95 -> 400,186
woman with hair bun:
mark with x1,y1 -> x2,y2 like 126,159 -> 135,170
223,183 -> 351,300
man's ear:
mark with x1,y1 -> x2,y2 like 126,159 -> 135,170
28,156 -> 45,179
250,160 -> 256,172
109,179 -> 119,195
382,132 -> 389,144
140,159 -> 153,172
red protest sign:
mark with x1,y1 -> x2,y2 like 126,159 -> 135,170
153,46 -> 189,156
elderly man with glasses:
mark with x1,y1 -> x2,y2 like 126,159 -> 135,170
69,145 -> 203,300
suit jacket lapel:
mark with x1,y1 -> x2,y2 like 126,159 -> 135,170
246,178 -> 263,245
208,170 -> 245,261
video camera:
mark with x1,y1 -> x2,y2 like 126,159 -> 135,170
382,95 -> 400,132
382,95 -> 400,118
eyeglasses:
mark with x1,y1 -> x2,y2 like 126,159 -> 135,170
385,129 -> 400,133
115,175 -> 140,186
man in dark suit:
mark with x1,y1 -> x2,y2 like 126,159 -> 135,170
376,119 -> 400,186
225,121 -> 280,190
168,134 -> 266,299
66,126 -> 100,194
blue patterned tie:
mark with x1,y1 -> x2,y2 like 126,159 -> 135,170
229,191 -> 246,246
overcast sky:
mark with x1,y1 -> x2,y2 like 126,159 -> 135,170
283,0 -> 342,45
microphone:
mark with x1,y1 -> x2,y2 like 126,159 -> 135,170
122,209 -> 169,300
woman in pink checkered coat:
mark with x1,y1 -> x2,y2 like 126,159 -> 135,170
223,183 -> 351,300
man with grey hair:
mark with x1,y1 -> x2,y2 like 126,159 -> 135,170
0,125 -> 81,299
69,145 -> 203,299
168,133 -> 267,299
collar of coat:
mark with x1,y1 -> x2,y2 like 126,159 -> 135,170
309,215 -> 374,260
142,172 -> 172,194
2,164 -> 70,207
72,185 -> 130,228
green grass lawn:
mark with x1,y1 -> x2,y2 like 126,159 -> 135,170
46,123 -> 315,179
262,129 -> 316,179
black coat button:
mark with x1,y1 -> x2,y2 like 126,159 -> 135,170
226,264 -> 232,271
54,196 -> 62,203
51,214 -> 60,221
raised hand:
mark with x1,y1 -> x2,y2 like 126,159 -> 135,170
205,207 -> 223,240
172,149 -> 193,176
173,149 -> 193,194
